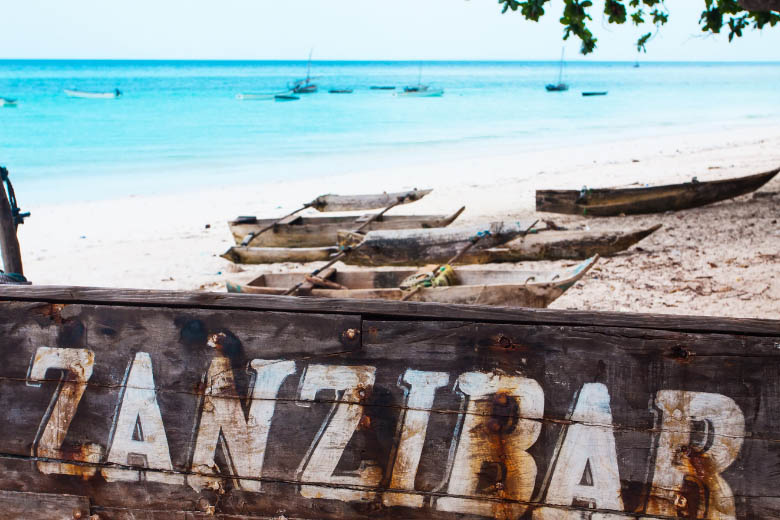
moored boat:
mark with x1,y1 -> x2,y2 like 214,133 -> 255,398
545,48 -> 569,92
226,255 -> 598,307
536,168 -> 780,216
275,93 -> 300,102
370,85 -> 396,90
228,207 -> 465,248
64,88 -> 122,99
289,49 -> 318,94
328,89 -> 353,94
397,85 -> 444,97
582,91 -> 608,96
398,63 -> 443,97
0,97 -> 17,107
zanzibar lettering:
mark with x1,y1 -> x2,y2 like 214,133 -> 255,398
26,346 -> 745,518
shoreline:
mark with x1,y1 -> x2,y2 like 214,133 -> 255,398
14,122 -> 780,319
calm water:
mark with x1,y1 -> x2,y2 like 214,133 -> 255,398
0,60 -> 778,203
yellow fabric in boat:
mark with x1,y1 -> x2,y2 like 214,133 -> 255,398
400,265 -> 456,290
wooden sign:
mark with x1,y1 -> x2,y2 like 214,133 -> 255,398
0,286 -> 777,519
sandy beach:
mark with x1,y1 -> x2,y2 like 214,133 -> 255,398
16,122 -> 779,319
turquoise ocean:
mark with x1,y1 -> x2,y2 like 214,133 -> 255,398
0,60 -> 778,204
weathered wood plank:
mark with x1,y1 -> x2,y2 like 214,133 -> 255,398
0,294 -> 777,519
0,490 -> 90,519
1,285 -> 778,335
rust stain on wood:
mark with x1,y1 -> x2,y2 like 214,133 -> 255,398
0,296 -> 775,518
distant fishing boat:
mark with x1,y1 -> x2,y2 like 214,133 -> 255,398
0,97 -> 17,107
370,86 -> 396,90
328,88 -> 353,94
274,93 -> 300,102
398,64 -> 443,97
289,49 -> 318,94
582,91 -> 608,97
546,48 -> 569,92
397,85 -> 443,97
64,88 -> 122,99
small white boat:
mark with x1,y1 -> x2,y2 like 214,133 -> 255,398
64,88 -> 122,99
0,97 -> 17,107
236,92 -> 279,101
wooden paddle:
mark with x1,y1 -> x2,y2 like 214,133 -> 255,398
281,196 -> 410,296
400,219 -> 539,302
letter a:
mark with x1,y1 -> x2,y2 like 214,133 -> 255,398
103,352 -> 182,485
534,383 -> 631,519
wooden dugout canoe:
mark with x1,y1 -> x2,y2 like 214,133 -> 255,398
223,220 -> 537,265
463,223 -> 661,263
226,256 -> 598,307
221,224 -> 660,265
310,188 -> 432,212
336,220 -> 538,267
228,206 -> 465,248
536,167 -> 779,216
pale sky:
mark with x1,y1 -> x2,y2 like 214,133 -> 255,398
1,0 -> 779,61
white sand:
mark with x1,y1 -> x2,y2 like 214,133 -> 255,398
15,122 -> 780,319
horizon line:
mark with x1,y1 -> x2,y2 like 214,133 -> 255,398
1,58 -> 779,63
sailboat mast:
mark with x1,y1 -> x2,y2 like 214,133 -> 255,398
306,49 -> 313,82
418,62 -> 422,87
557,48 -> 565,84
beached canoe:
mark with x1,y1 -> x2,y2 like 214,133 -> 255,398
536,168 -> 779,216
309,188 -> 432,212
460,223 -> 661,263
336,221 -> 538,267
228,207 -> 465,247
222,220 -> 532,265
226,255 -> 598,307
64,88 -> 121,99
221,224 -> 658,265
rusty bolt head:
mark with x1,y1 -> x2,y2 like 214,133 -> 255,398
487,418 -> 502,433
89,516 -> 101,520
343,328 -> 359,341
198,497 -> 213,511
72,511 -> 83,520
494,392 -> 509,406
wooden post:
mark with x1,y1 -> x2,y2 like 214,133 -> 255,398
0,177 -> 23,276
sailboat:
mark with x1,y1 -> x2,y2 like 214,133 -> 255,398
545,48 -> 569,92
289,50 -> 318,94
397,63 -> 443,97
